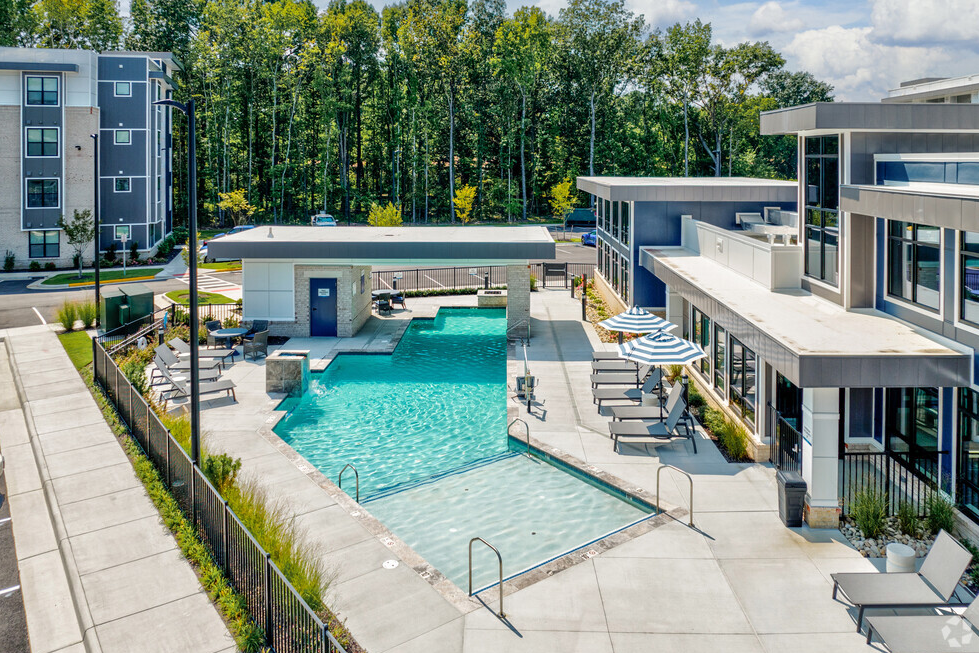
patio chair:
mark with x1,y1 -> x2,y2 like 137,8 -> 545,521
592,351 -> 622,361
391,293 -> 406,309
158,364 -> 236,408
169,338 -> 236,366
590,364 -> 652,388
243,330 -> 269,361
152,355 -> 220,387
204,320 -> 225,348
592,368 -> 663,411
831,530 -> 972,632
609,397 -> 693,453
865,594 -> 979,652
592,360 -> 638,373
377,299 -> 393,314
244,320 -> 269,340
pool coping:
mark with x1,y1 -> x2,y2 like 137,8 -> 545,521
258,408 -> 687,615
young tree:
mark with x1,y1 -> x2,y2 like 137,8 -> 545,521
217,189 -> 256,226
453,184 -> 477,223
58,209 -> 95,278
368,202 -> 403,226
549,178 -> 575,226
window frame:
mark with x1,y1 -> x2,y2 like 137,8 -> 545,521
886,387 -> 941,483
114,129 -> 132,145
25,127 -> 59,158
728,336 -> 756,427
803,135 -> 840,286
114,177 -> 131,193
28,230 -> 59,258
714,324 -> 726,392
25,178 -> 60,209
25,75 -> 58,106
958,387 -> 979,523
621,201 -> 630,246
960,230 -> 979,326
887,220 -> 941,313
114,81 -> 132,97
692,307 -> 711,377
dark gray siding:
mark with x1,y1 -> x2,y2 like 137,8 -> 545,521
100,177 -> 147,223
22,73 -> 62,230
849,132 -> 979,185
98,81 -> 147,129
100,135 -> 146,177
97,56 -> 147,82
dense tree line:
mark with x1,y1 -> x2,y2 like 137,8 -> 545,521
1,0 -> 834,226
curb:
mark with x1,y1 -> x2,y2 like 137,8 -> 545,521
27,273 -> 163,291
2,331 -> 102,653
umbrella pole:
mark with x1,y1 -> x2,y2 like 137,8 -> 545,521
617,332 -> 623,345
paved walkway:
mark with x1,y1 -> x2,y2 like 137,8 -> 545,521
0,325 -> 234,653
189,291 -> 889,653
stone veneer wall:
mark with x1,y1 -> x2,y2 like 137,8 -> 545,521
268,264 -> 372,338
506,264 -> 531,337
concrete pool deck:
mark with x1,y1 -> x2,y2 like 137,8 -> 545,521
193,290 -> 890,653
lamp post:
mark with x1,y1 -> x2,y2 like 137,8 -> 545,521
90,133 -> 100,326
154,97 -> 200,465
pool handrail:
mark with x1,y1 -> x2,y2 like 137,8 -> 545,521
507,418 -> 531,455
468,537 -> 506,619
656,464 -> 694,526
338,463 -> 360,503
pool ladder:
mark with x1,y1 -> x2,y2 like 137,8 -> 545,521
468,537 -> 506,619
507,418 -> 532,455
338,463 -> 360,502
656,464 -> 694,527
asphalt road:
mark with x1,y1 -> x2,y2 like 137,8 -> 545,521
0,465 -> 29,653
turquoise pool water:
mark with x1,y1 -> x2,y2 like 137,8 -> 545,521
274,308 -> 651,590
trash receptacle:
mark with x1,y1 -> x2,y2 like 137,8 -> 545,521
777,470 -> 806,527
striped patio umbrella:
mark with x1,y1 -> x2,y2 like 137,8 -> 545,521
598,306 -> 677,343
617,331 -> 706,366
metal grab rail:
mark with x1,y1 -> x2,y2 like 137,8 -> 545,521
506,319 -> 530,344
338,464 -> 360,503
468,537 -> 506,619
507,418 -> 531,454
656,464 -> 694,526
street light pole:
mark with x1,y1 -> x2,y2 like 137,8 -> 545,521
154,97 -> 200,465
90,133 -> 100,326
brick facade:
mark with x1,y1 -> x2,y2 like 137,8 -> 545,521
506,264 -> 531,338
268,264 -> 372,338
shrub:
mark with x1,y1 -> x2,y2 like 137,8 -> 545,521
56,300 -> 78,331
926,493 -> 957,535
29,261 -> 41,272
203,453 -> 242,494
666,364 -> 684,383
106,243 -> 118,261
896,501 -> 920,536
44,262 -> 56,271
77,300 -> 98,328
851,488 -> 888,539
719,422 -> 751,462
116,345 -> 154,396
173,226 -> 189,243
130,241 -> 140,262
529,275 -> 538,291
222,316 -> 240,328
3,250 -> 14,271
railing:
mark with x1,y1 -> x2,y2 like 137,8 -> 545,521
506,319 -> 530,344
338,464 -> 360,503
656,465 -> 694,527
507,418 -> 531,454
468,537 -> 505,619
97,305 -> 174,350
92,339 -> 348,653
768,404 -> 802,474
840,450 -> 941,518
370,263 -> 595,293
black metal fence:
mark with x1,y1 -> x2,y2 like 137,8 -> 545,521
371,263 -> 594,292
92,339 -> 347,653
768,405 -> 802,474
840,451 -> 939,518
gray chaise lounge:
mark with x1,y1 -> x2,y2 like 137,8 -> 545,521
590,365 -> 651,388
592,360 -> 638,372
865,595 -> 979,652
159,365 -> 237,408
155,345 -> 222,373
609,397 -> 690,452
592,368 -> 662,411
609,381 -> 682,421
169,338 -> 236,366
831,530 -> 972,632
592,351 -> 622,361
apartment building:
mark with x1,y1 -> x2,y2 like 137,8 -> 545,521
0,47 -> 178,269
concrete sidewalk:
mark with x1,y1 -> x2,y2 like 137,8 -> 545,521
0,325 -> 234,653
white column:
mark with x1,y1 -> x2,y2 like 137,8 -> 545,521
801,387 -> 840,528
664,287 -> 684,328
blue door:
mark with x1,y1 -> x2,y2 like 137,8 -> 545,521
309,278 -> 338,337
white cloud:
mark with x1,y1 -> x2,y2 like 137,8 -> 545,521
626,0 -> 696,29
748,2 -> 802,37
870,0 -> 979,47
783,25 -> 956,101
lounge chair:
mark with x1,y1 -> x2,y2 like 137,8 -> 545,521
593,351 -> 623,361
609,396 -> 691,452
592,368 -> 663,411
865,595 -> 979,652
154,345 -> 222,373
610,381 -> 682,421
152,355 -> 220,387
169,338 -> 236,366
832,530 -> 972,632
590,364 -> 651,388
158,364 -> 236,408
592,360 -> 638,372
244,320 -> 269,340
243,330 -> 269,361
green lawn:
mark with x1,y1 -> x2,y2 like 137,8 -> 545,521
58,331 -> 93,370
200,260 -> 242,271
42,267 -> 163,286
165,290 -> 235,305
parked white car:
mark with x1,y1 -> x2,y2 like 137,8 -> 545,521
311,214 -> 337,227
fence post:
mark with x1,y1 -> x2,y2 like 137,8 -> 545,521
581,273 -> 588,321
264,553 -> 273,647
92,339 -> 98,386
191,465 -> 198,529
165,429 -> 171,488
222,501 -> 229,574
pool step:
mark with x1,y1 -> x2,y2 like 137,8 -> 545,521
362,451 -> 519,503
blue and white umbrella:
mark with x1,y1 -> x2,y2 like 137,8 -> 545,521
598,306 -> 677,335
617,331 -> 706,366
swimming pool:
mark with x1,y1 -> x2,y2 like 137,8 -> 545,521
274,308 -> 652,590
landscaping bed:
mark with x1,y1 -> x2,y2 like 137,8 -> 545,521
41,267 -> 163,286
165,290 -> 235,305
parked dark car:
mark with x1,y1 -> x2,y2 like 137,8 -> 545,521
565,207 -> 596,228
581,230 -> 598,247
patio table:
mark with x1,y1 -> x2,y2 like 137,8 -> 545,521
212,327 -> 248,350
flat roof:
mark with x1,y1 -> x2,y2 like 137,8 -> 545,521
643,247 -> 970,388
886,74 -> 979,102
206,225 -> 556,264
576,176 -> 797,202
760,102 -> 979,135
841,183 -> 979,231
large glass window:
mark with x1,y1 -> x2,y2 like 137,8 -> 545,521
621,202 -> 630,246
961,231 -> 979,324
692,307 -> 710,377
886,387 -> 940,482
887,221 -> 940,311
28,230 -> 59,258
959,388 -> 979,521
611,202 -> 620,241
26,179 -> 58,208
729,337 -> 756,426
714,325 -> 726,391
26,76 -> 58,105
620,258 -> 629,304
804,135 -> 840,285
26,128 -> 58,157
603,199 -> 610,232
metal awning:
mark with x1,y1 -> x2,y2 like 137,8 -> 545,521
841,183 -> 979,231
643,247 -> 971,388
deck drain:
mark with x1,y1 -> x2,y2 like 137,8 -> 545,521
350,511 -> 361,518
383,560 -> 399,570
